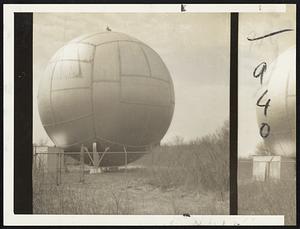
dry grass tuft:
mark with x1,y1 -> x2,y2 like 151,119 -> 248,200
238,179 -> 296,225
139,120 -> 229,199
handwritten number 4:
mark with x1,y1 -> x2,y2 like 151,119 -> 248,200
256,89 -> 271,116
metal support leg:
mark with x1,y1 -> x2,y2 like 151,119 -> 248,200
92,142 -> 99,167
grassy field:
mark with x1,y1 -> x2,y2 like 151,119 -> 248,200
237,157 -> 296,225
238,179 -> 296,225
32,118 -> 296,224
33,168 -> 228,214
33,121 -> 229,215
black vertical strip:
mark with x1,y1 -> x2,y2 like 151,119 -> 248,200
14,13 -> 33,214
230,12 -> 238,215
296,3 -> 299,226
0,3 -> 3,220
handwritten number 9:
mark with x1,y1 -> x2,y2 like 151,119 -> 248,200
253,62 -> 267,85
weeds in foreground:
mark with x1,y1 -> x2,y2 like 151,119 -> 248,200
139,120 -> 229,198
33,121 -> 229,214
238,180 -> 296,225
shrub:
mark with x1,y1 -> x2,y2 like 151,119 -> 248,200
140,120 -> 229,197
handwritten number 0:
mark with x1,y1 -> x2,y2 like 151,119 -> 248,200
260,123 -> 270,138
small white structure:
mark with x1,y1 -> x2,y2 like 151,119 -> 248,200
252,155 -> 295,181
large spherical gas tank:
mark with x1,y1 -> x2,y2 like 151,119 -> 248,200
256,46 -> 296,157
38,32 -> 175,165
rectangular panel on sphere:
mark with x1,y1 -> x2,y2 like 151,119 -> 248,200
92,82 -> 120,138
51,88 -> 93,123
142,106 -> 172,141
52,62 -> 92,90
141,44 -> 170,81
78,44 -> 95,62
120,76 -> 171,106
117,103 -> 149,145
46,116 -> 95,147
93,43 -> 120,81
119,41 -> 150,76
52,60 -> 80,80
62,43 -> 94,62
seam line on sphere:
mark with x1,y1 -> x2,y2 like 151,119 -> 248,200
43,113 -> 94,127
77,47 -> 83,78
77,42 -> 97,47
49,59 -> 93,64
140,98 -> 151,145
140,44 -> 173,105
121,74 -> 170,83
50,61 -> 59,125
91,45 -> 97,142
139,44 -> 152,77
119,100 -> 173,108
93,79 -> 120,83
78,39 -> 147,48
52,87 -> 91,92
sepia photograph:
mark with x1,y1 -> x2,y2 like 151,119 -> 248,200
32,12 -> 230,215
3,3 -> 298,226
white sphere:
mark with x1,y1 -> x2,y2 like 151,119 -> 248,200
37,32 -> 175,165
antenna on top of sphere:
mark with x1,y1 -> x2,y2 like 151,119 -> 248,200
106,26 -> 112,32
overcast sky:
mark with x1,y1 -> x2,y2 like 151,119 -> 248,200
33,7 -> 295,157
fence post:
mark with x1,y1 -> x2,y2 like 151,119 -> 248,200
59,150 -> 62,184
56,149 -> 59,186
151,145 -> 154,174
80,145 -> 85,183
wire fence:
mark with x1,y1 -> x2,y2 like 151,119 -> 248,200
32,145 -> 159,214
32,145 -> 150,185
